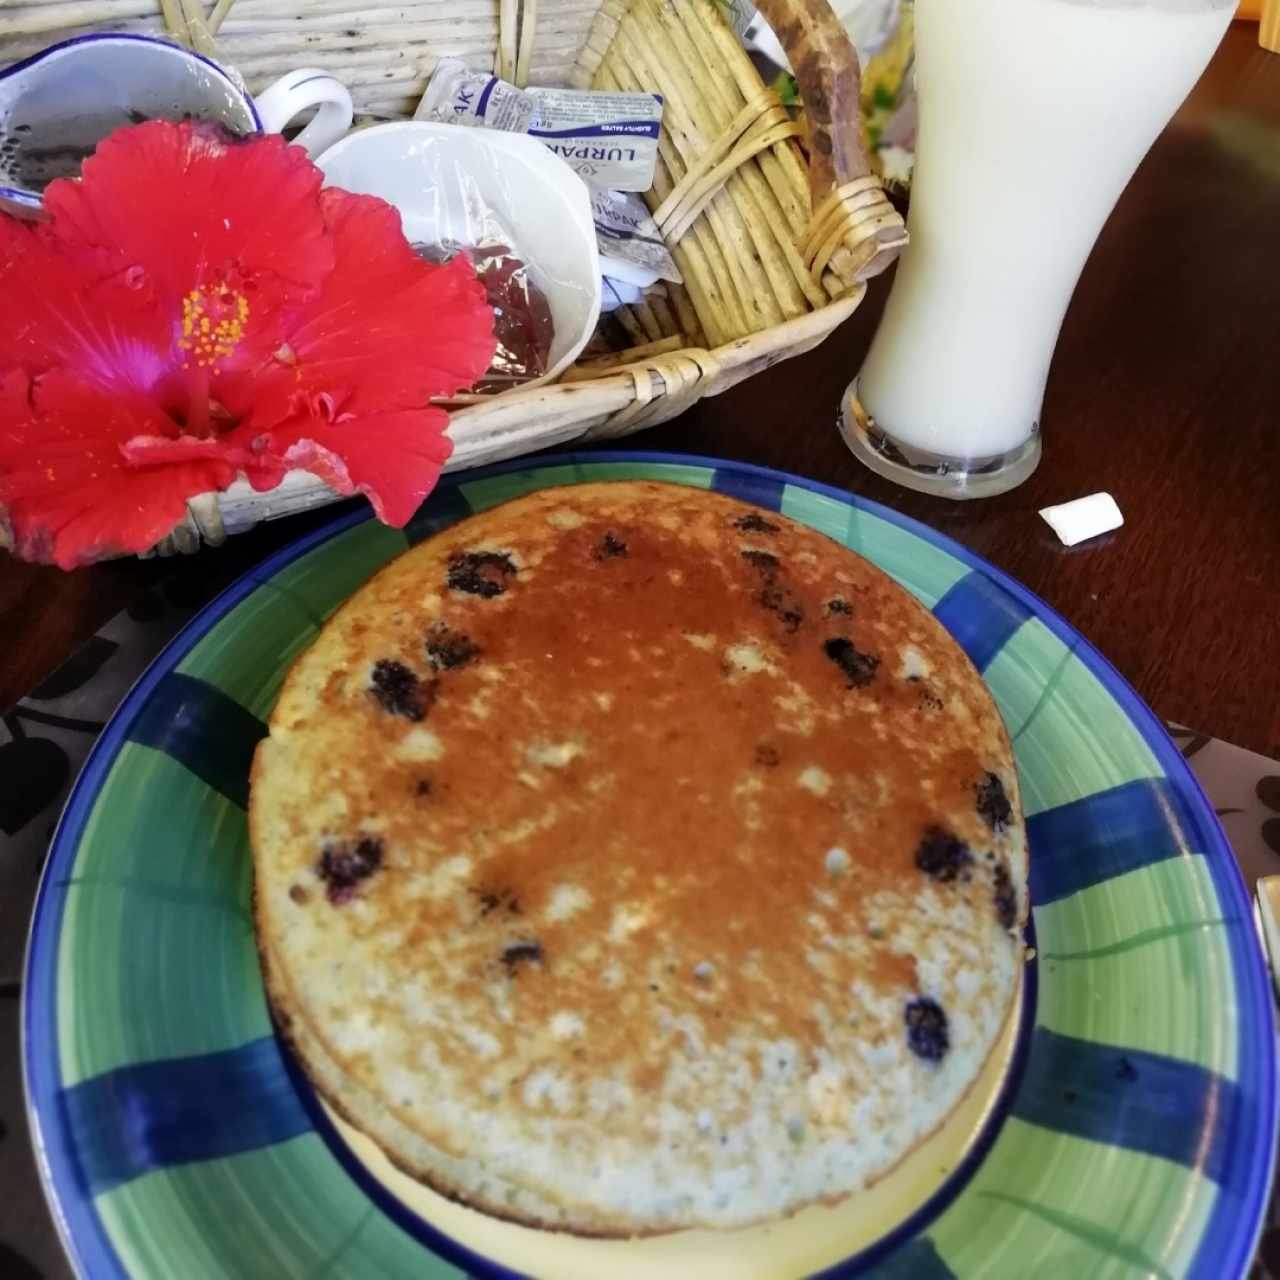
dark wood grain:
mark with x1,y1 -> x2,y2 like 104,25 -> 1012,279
2,24 -> 1278,756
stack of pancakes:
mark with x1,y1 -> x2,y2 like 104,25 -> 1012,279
250,481 -> 1027,1236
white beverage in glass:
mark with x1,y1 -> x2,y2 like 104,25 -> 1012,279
842,0 -> 1235,498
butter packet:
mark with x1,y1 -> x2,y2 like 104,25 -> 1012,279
418,59 -> 662,192
591,188 -> 682,287
415,59 -> 537,132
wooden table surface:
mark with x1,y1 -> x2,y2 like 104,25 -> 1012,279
2,23 -> 1278,756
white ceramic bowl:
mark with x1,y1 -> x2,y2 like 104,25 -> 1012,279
316,121 -> 601,385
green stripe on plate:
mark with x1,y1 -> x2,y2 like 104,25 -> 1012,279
460,460 -> 714,514
1032,858 -> 1237,1076
58,747 -> 266,1086
255,521 -> 409,627
997,645 -> 1162,817
354,1198 -> 471,1280
573,460 -> 714,489
933,1117 -> 1215,1279
779,485 -> 860,547
779,486 -> 970,608
175,581 -> 321,721
459,462 -> 591,511
96,1136 -> 465,1280
980,617 -> 1073,746
55,864 -> 84,1095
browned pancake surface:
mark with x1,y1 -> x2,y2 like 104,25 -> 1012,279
251,481 -> 1027,1234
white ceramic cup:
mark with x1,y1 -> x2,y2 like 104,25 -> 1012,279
0,34 -> 353,216
316,121 -> 602,386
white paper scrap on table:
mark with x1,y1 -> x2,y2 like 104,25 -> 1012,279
1039,492 -> 1124,546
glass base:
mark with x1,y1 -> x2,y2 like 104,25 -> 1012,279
840,381 -> 1041,500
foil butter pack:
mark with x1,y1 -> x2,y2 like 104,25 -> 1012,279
592,188 -> 681,288
418,58 -> 662,191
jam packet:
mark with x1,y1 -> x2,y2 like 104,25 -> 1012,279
418,58 -> 662,191
415,239 -> 555,392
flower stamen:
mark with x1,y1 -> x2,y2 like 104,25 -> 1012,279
178,286 -> 249,367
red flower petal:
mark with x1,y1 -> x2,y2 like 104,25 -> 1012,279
0,215 -> 172,393
223,189 -> 491,524
0,128 -> 496,566
241,406 -> 454,527
42,123 -> 333,312
118,433 -> 255,469
0,369 -> 234,568
245,189 -> 495,429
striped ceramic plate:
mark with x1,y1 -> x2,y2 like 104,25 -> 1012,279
24,454 -> 1276,1279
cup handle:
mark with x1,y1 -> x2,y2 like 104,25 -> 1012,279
253,68 -> 353,158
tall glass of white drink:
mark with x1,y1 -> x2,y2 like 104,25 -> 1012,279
841,0 -> 1234,498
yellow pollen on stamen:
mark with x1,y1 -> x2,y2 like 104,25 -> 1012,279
176,287 -> 250,366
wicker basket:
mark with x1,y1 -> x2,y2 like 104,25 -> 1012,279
0,0 -> 905,553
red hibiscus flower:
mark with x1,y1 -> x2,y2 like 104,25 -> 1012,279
0,121 -> 495,568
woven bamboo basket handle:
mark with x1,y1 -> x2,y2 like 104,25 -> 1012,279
752,0 -> 905,279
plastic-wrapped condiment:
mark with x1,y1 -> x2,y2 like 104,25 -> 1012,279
414,241 -> 555,392
417,58 -> 662,192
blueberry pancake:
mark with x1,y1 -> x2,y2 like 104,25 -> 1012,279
250,481 -> 1028,1236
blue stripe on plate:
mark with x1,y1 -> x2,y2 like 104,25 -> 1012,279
406,483 -> 473,546
59,1037 -> 312,1196
1027,778 -> 1200,905
932,571 -> 1031,672
1014,1027 -> 1248,1196
857,1238 -> 956,1279
711,466 -> 785,512
125,673 -> 266,809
